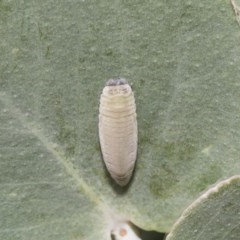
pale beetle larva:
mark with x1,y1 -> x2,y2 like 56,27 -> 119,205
99,78 -> 137,186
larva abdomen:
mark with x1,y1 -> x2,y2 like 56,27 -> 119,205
99,78 -> 137,186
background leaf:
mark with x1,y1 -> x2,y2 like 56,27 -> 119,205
166,175 -> 240,240
1,0 -> 240,239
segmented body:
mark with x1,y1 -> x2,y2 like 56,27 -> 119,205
99,78 -> 137,186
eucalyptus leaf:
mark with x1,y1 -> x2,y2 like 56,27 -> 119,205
166,175 -> 240,240
1,0 -> 240,239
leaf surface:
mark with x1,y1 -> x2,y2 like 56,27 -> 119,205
166,176 -> 240,240
1,0 -> 240,239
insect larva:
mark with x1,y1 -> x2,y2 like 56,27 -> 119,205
99,78 -> 137,186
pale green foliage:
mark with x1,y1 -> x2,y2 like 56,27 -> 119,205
1,1 -> 240,239
166,176 -> 240,240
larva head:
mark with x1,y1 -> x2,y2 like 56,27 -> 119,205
106,78 -> 127,86
103,78 -> 132,97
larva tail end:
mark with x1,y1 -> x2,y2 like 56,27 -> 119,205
114,177 -> 131,187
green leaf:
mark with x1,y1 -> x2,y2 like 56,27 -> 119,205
1,0 -> 240,239
166,175 -> 240,240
